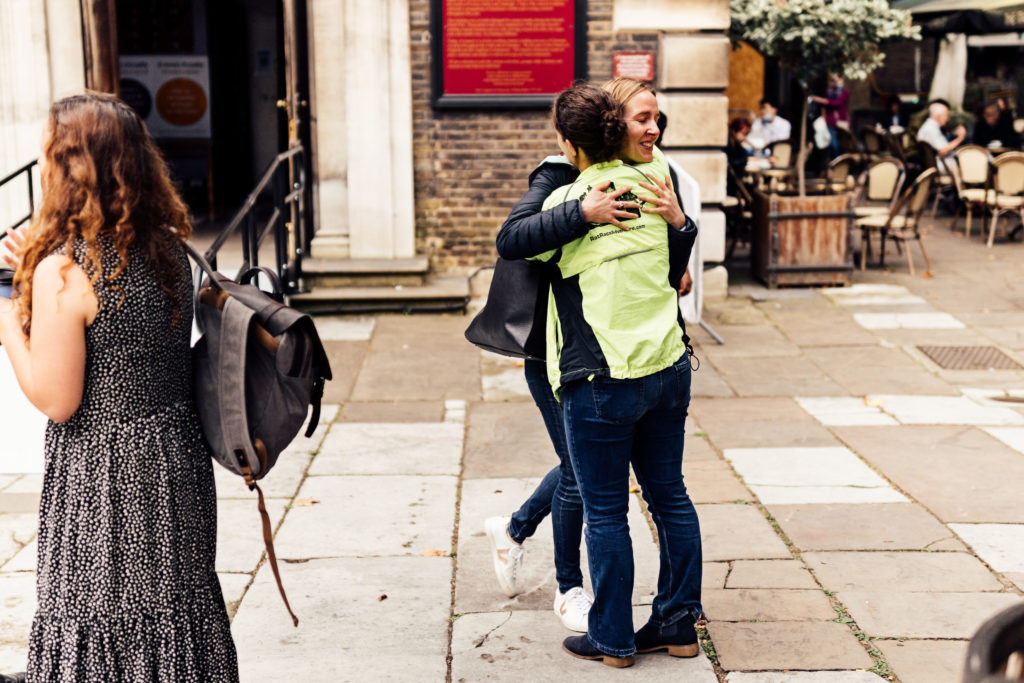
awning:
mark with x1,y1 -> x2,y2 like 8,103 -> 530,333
893,0 -> 1024,14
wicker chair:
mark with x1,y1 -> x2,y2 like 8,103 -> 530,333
855,168 -> 936,274
953,145 -> 992,237
853,158 -> 905,219
985,151 -> 1024,247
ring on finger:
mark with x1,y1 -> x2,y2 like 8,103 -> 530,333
617,201 -> 623,210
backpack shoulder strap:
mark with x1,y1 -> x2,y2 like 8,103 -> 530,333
218,296 -> 261,477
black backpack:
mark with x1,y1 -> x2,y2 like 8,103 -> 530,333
186,243 -> 332,626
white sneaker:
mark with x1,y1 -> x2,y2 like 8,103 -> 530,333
484,516 -> 524,597
554,586 -> 593,632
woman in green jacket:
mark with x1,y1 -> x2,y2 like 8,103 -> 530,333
525,83 -> 702,668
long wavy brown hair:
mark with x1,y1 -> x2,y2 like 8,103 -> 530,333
14,91 -> 192,336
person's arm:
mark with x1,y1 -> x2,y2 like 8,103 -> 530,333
939,126 -> 966,157
496,163 -> 640,260
667,215 -> 697,291
0,254 -> 96,422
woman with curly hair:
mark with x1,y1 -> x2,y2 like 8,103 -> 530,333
0,92 -> 238,682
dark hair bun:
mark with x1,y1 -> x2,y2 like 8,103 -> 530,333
552,84 -> 626,164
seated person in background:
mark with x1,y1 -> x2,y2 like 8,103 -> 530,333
726,117 -> 752,195
880,96 -> 907,131
972,99 -> 1020,149
749,98 -> 791,155
917,100 -> 966,171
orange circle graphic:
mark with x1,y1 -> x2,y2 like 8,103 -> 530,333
155,78 -> 207,126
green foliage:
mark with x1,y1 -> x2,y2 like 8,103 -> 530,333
730,0 -> 920,88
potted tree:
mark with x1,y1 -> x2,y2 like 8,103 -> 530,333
730,0 -> 919,286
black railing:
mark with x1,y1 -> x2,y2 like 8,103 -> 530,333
204,145 -> 308,294
0,159 -> 39,239
1,147 -> 308,294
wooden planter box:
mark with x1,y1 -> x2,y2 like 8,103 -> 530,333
752,191 -> 855,288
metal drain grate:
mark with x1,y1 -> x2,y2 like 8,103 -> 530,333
918,346 -> 1024,371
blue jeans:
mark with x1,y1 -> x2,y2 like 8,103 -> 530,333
507,359 -> 584,593
562,354 -> 702,656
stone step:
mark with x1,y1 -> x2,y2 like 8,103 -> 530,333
288,276 -> 470,314
302,256 -> 430,287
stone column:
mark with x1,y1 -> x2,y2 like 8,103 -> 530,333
308,0 -> 416,260
614,0 -> 731,297
0,0 -> 84,225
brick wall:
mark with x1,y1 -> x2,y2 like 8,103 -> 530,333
409,0 -> 657,271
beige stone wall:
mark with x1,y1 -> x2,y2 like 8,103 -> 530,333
644,0 -> 732,296
0,0 -> 84,229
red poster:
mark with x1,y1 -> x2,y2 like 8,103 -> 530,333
443,0 -> 576,96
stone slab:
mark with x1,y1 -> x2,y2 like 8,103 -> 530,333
982,426 -> 1024,453
684,435 -> 719,462
684,460 -> 753,504
0,644 -> 26,677
321,340 -> 367,403
727,560 -> 819,590
806,347 -> 956,397
949,523 -> 1024,572
767,503 -> 962,551
218,571 -> 251,619
819,284 -> 928,308
727,673 -> 884,683
701,325 -> 802,360
835,426 -> 1024,523
0,514 -> 37,569
838,591 -> 1021,638
232,557 -> 451,682
215,453 -> 312,500
689,398 -> 839,450
703,588 -> 834,621
723,446 -> 895,489
708,621 -> 874,671
0,494 -> 39,514
613,0 -> 730,31
853,312 -> 964,329
658,35 -> 729,90
2,477 -> 42,495
311,315 -> 375,341
795,397 -> 898,426
310,422 -> 463,476
704,562 -> 729,589
273,475 -> 457,558
664,150 -> 727,204
0,573 -> 35,647
867,395 -> 1024,425
697,504 -> 791,561
660,94 -> 729,148
761,310 -> 878,347
463,402 -> 559,479
480,352 -> 532,401
451,609 -> 718,681
874,639 -> 969,683
1,539 -> 33,573
689,360 -> 735,398
1006,572 -> 1024,590
708,356 -> 847,397
351,346 -> 481,401
804,552 -> 1003,592
339,401 -> 444,423
216,499 -> 287,573
455,478 -> 659,613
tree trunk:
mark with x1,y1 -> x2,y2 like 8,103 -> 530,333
797,87 -> 808,197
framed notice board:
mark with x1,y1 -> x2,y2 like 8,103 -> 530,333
431,0 -> 588,109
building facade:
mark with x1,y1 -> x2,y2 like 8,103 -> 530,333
0,0 -> 731,293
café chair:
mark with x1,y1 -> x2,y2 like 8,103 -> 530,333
855,168 -> 936,274
985,151 -> 1024,247
859,126 -> 885,163
759,140 -> 795,190
723,165 -> 754,259
805,154 -> 858,194
853,158 -> 905,219
953,145 -> 993,237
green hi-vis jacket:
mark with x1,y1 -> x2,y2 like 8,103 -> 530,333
530,154 -> 688,395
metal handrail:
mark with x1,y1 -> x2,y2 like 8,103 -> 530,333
0,159 -> 39,239
204,145 -> 307,295
0,147 -> 308,295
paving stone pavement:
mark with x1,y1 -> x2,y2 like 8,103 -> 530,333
0,223 -> 1023,681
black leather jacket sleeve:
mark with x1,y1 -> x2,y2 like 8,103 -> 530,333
496,163 -> 588,260
668,216 -> 698,291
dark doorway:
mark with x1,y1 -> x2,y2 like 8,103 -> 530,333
115,0 -> 291,218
